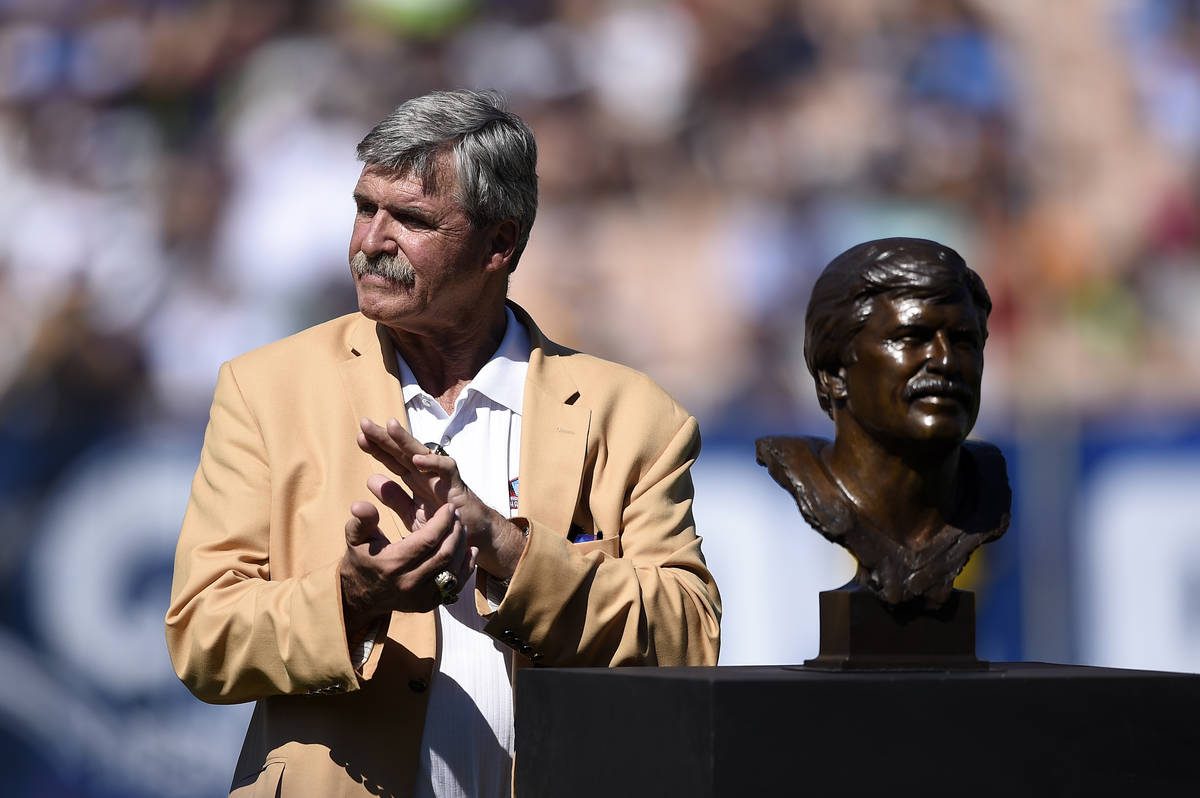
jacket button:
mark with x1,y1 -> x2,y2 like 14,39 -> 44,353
408,678 -> 428,693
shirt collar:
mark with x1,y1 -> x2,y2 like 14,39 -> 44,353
396,306 -> 531,414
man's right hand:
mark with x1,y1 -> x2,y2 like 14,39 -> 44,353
339,474 -> 476,635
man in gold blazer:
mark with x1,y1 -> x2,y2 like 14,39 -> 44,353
165,90 -> 721,797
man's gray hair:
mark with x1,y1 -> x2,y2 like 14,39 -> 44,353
356,89 -> 538,270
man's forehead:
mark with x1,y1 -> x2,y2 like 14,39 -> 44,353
867,290 -> 982,327
356,155 -> 455,199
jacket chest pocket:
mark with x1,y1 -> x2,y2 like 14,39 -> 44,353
572,536 -> 619,558
567,507 -> 620,556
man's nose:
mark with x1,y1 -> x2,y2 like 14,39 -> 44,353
359,213 -> 398,257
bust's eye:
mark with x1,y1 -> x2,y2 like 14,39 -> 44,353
893,327 -> 931,345
951,329 -> 983,350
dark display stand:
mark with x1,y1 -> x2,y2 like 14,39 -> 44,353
805,586 -> 985,670
515,663 -> 1200,797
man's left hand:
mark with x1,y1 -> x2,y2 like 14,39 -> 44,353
357,417 -> 527,581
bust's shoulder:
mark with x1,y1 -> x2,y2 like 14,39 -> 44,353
754,435 -> 855,539
755,435 -> 829,475
962,439 -> 1010,492
962,439 -> 1012,535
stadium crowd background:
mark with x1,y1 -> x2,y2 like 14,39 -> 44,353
1,1 -> 1198,796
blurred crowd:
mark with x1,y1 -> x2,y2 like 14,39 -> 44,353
2,0 -> 1200,484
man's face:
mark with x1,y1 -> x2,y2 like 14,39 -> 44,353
836,290 -> 985,450
348,155 -> 495,334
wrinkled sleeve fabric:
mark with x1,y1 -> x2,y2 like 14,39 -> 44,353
483,414 -> 721,667
164,362 -> 366,704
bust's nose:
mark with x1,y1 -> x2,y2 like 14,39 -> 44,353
926,331 -> 959,373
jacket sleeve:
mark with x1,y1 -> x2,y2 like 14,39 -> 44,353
164,362 -> 365,704
482,414 -> 721,667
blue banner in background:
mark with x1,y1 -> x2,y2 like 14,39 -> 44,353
0,430 -> 251,798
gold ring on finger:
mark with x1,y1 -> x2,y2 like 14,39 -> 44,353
434,569 -> 459,605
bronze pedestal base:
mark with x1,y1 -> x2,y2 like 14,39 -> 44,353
804,584 -> 987,670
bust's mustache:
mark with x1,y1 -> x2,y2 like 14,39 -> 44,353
903,374 -> 975,403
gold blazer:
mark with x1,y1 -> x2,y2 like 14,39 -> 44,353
165,303 -> 721,797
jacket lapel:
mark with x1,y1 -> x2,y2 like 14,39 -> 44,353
337,315 -> 411,542
338,316 -> 436,658
512,303 -> 590,537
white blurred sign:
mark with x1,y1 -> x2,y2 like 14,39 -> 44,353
1078,453 -> 1200,673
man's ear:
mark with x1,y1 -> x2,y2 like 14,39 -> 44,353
483,220 -> 519,274
818,368 -> 848,402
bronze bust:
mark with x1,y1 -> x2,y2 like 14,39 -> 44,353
756,237 -> 1010,608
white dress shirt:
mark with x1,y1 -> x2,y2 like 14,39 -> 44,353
399,307 -> 530,798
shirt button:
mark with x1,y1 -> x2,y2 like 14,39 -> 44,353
408,678 -> 428,693
440,435 -> 450,445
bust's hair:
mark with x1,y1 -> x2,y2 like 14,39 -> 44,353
803,237 -> 992,416
356,89 -> 538,270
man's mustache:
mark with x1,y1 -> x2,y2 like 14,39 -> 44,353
903,374 -> 976,404
350,251 -> 416,287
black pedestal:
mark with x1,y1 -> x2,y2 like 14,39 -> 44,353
807,587 -> 985,670
515,663 -> 1200,797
